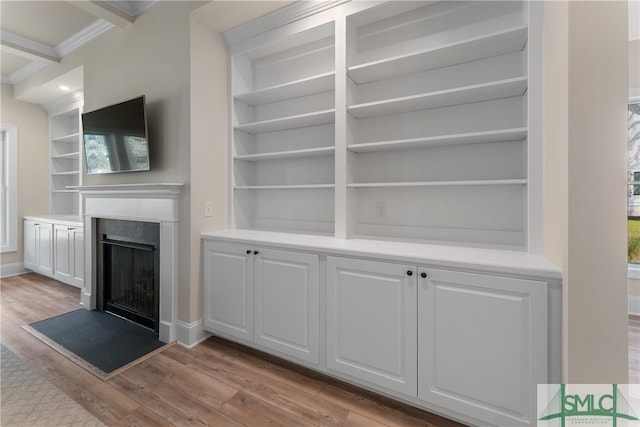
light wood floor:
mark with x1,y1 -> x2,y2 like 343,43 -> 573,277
1,273 -> 465,427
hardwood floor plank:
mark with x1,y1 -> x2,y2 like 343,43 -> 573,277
111,406 -> 175,427
186,352 -> 349,426
220,391 -> 318,427
146,353 -> 238,407
199,337 -> 327,396
343,411 -> 390,427
109,365 -> 242,426
317,382 -> 462,427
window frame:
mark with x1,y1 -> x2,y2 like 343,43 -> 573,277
0,124 -> 18,253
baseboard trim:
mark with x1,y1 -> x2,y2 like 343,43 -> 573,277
0,262 -> 27,278
630,295 -> 640,316
176,319 -> 210,348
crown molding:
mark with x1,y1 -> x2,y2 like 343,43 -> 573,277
57,19 -> 114,57
104,0 -> 157,17
0,30 -> 60,62
7,61 -> 48,85
222,0 -> 349,46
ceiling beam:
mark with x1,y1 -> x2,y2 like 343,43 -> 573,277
0,31 -> 60,63
68,1 -> 135,28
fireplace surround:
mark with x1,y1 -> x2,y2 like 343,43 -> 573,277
78,183 -> 183,343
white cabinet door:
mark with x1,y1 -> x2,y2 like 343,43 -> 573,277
254,248 -> 319,364
36,222 -> 54,276
54,225 -> 72,282
72,228 -> 84,284
326,256 -> 417,396
53,225 -> 83,288
23,221 -> 38,270
418,268 -> 547,426
203,241 -> 254,343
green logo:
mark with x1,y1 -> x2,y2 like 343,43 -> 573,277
539,384 -> 639,426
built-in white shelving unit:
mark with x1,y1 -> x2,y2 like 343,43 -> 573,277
345,0 -> 530,248
227,0 -> 536,250
48,95 -> 83,216
231,21 -> 336,235
214,3 -> 555,426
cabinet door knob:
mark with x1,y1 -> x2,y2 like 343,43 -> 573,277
254,251 -> 259,255
420,272 -> 427,279
246,250 -> 251,255
406,270 -> 413,276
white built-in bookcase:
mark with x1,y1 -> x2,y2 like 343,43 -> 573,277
228,0 -> 541,252
46,92 -> 84,216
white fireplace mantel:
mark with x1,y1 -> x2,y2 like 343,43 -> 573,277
78,183 -> 183,343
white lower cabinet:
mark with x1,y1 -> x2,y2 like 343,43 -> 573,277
24,218 -> 83,288
417,268 -> 548,426
202,235 -> 556,426
203,241 -> 254,342
326,256 -> 418,396
23,220 -> 54,276
53,224 -> 84,288
203,241 -> 320,364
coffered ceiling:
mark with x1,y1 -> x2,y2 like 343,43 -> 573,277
1,1 -> 156,88
0,0 -> 292,105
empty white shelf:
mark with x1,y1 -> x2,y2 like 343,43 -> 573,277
51,152 -> 80,160
51,133 -> 80,143
52,189 -> 80,193
348,27 -> 528,84
348,77 -> 528,119
347,179 -> 527,188
235,72 -> 335,106
235,184 -> 335,190
51,171 -> 80,176
235,146 -> 335,161
348,128 -> 528,153
235,109 -> 335,134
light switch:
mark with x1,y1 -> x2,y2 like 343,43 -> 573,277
204,201 -> 213,217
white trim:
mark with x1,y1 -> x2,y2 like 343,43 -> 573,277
176,319 -> 210,348
222,0 -> 348,46
527,1 -> 545,255
56,20 -> 114,57
80,183 -> 183,344
7,62 -> 48,85
104,0 -> 157,17
0,30 -> 59,62
630,296 -> 640,316
43,90 -> 84,114
629,263 -> 640,280
0,262 -> 26,278
1,124 -> 18,254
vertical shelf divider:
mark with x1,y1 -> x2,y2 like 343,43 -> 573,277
334,15 -> 348,239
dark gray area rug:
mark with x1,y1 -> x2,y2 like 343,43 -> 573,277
28,309 -> 165,375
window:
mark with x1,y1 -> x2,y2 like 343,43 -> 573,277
0,124 -> 18,253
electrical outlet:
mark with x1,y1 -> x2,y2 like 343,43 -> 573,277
204,201 -> 213,217
375,201 -> 386,219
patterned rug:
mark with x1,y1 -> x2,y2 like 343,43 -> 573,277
0,344 -> 104,426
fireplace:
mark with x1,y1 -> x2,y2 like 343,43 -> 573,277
78,183 -> 183,344
97,219 -> 160,332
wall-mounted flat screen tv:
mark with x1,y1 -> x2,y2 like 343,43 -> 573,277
82,96 -> 150,174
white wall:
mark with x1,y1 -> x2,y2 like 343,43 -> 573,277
0,83 -> 49,268
545,0 -> 629,383
189,14 -> 228,322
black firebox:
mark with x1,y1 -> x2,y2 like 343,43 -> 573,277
96,219 -> 160,332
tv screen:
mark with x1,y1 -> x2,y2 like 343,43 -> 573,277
82,96 -> 150,174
